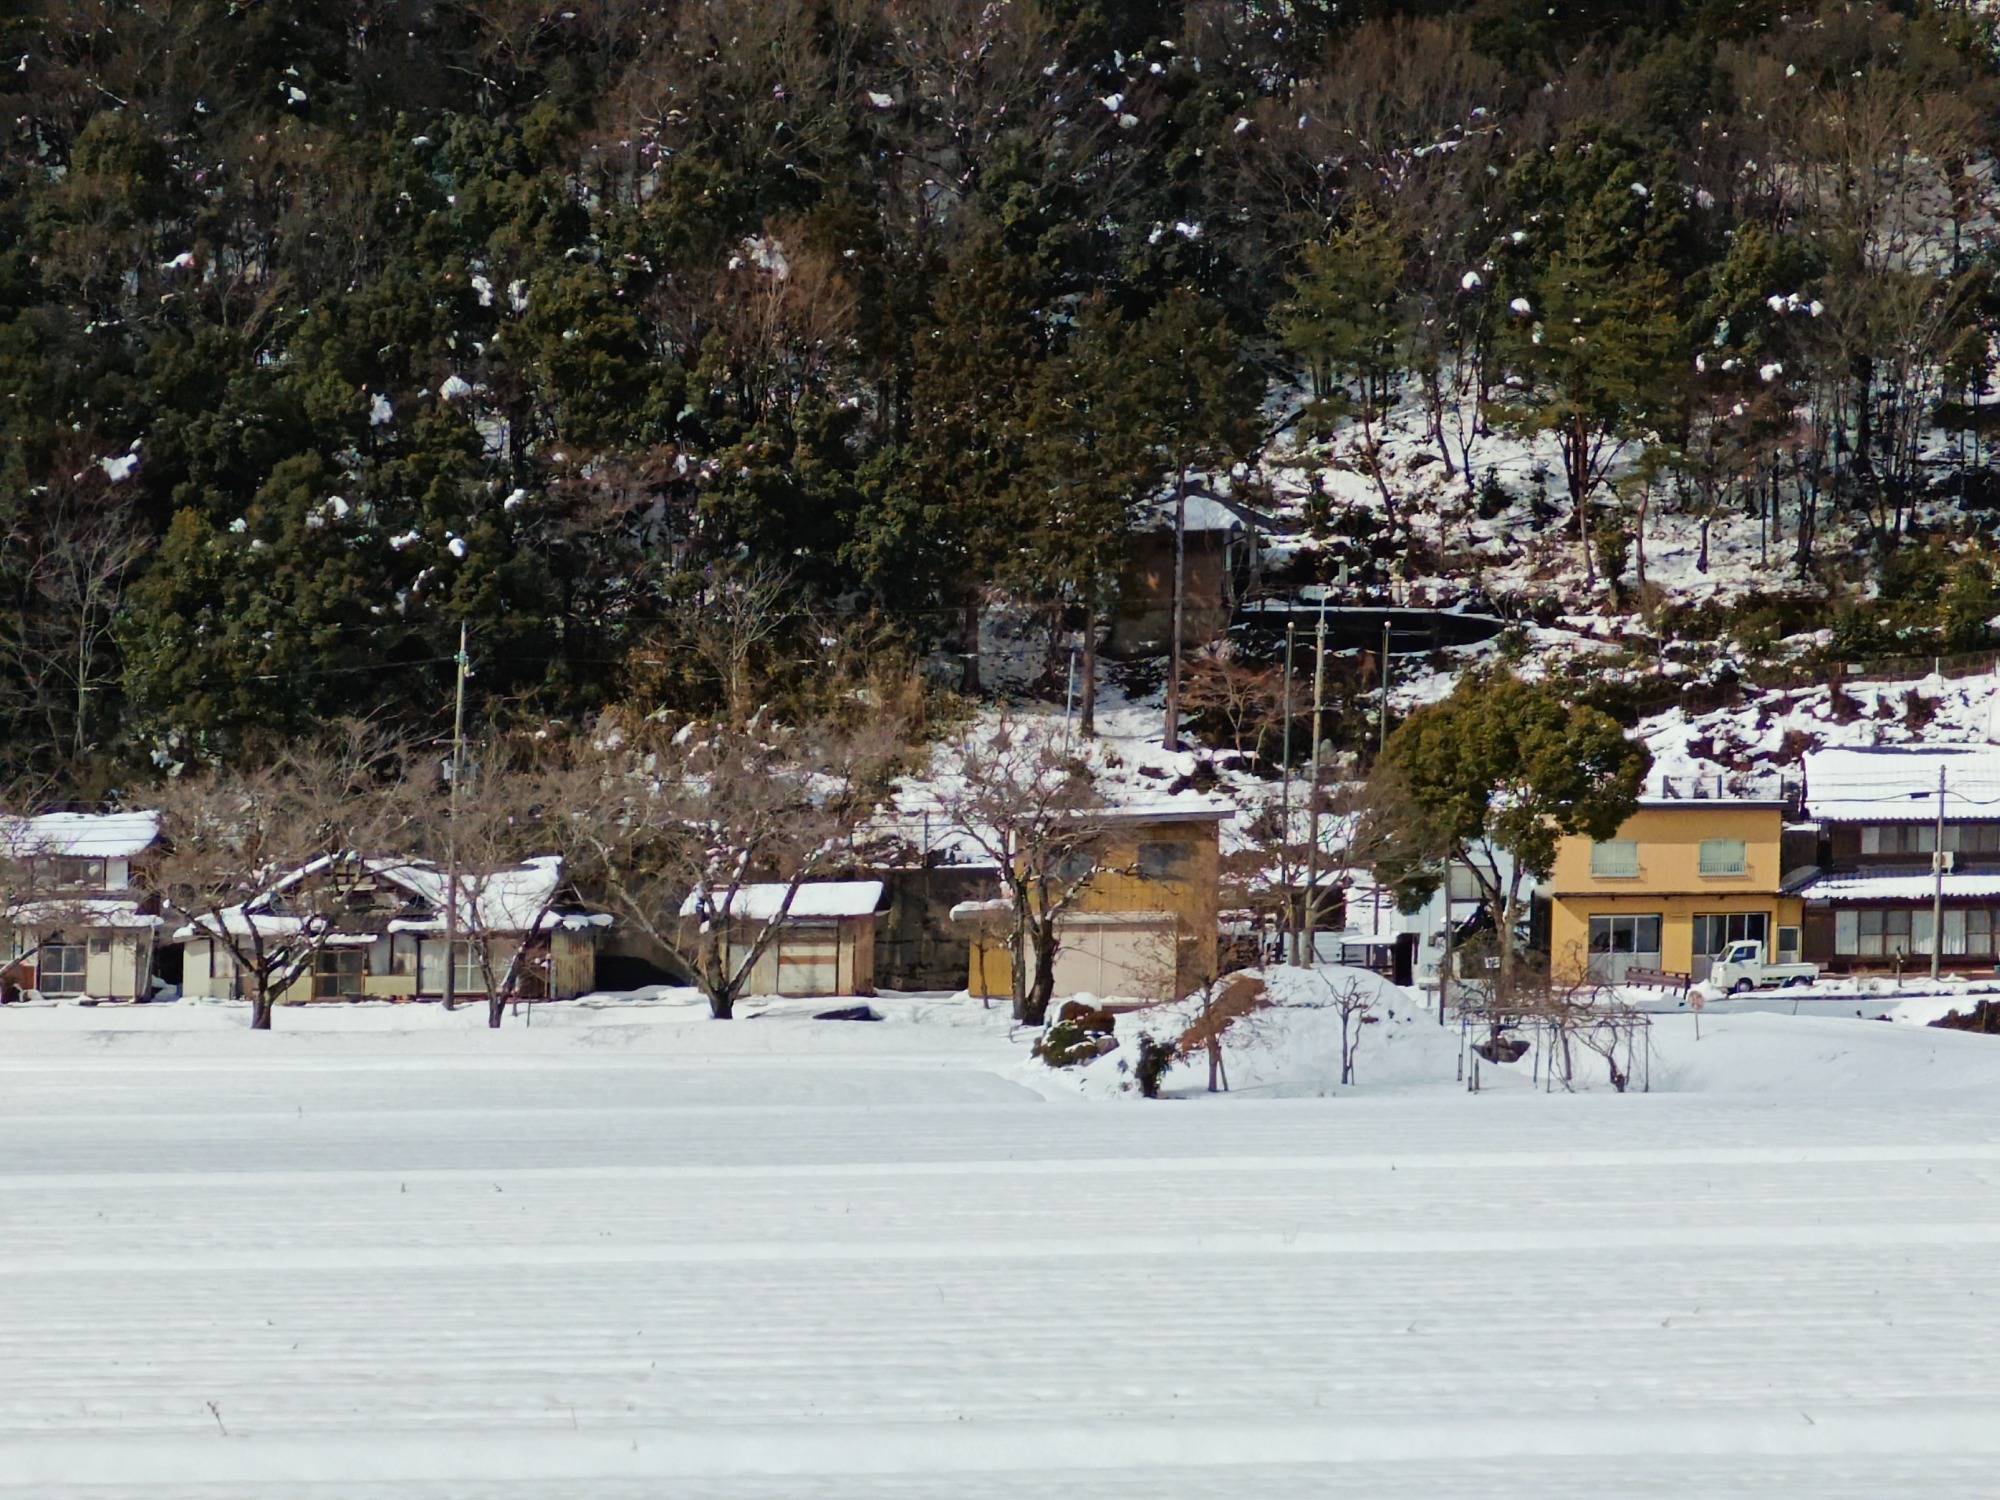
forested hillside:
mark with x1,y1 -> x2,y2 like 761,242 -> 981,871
4,0 -> 2000,791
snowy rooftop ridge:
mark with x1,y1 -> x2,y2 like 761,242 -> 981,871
176,852 -> 606,941
1794,871 -> 2000,903
0,811 -> 160,860
1804,747 -> 2000,822
680,881 -> 884,921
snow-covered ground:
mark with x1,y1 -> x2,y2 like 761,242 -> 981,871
7,990 -> 2000,1496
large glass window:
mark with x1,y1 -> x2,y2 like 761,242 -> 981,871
52,857 -> 105,889
1698,840 -> 1748,876
314,947 -> 364,999
453,940 -> 483,995
38,942 -> 85,995
1587,914 -> 1662,982
1862,824 -> 1937,856
1691,913 -> 1769,979
1842,908 -> 1932,957
1590,840 -> 1640,878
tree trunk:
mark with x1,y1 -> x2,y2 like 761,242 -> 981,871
1561,413 -> 1597,589
251,991 -> 273,1030
1164,480 -> 1187,752
1020,922 -> 1058,1027
1497,883 -> 1519,1003
489,993 -> 506,1028
1079,597 -> 1098,738
710,989 -> 736,1020
961,596 -> 981,695
1634,489 -> 1649,589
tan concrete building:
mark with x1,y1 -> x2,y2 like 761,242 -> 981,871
967,799 -> 1231,1004
1550,783 -> 1803,984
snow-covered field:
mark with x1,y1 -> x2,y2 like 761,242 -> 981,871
8,993 -> 2000,1497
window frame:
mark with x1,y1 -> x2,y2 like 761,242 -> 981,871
1136,840 -> 1193,882
38,941 -> 86,996
1697,839 -> 1748,877
1589,839 -> 1640,879
313,946 -> 365,1000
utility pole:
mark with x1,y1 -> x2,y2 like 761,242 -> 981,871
442,623 -> 468,1011
1280,622 -> 1295,965
1164,482 -> 1188,752
1440,857 -> 1454,1025
1302,594 -> 1329,967
1379,617 -> 1392,762
1932,763 -> 1947,983
1063,647 -> 1079,750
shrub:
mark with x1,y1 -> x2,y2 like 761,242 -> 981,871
1134,1035 -> 1178,1098
1035,1005 -> 1116,1068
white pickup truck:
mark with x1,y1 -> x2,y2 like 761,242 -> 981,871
1709,939 -> 1820,993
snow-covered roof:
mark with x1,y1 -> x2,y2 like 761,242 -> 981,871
1102,795 -> 1235,824
177,853 -> 607,941
7,897 -> 161,930
1138,493 -> 1243,533
1795,871 -> 2000,903
681,880 -> 884,921
0,811 -> 159,860
1804,748 -> 2000,822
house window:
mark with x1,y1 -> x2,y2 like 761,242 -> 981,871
1862,824 -> 1935,856
452,940 -> 483,996
1586,914 -> 1662,982
1944,824 -> 2000,855
52,857 -> 106,889
1589,840 -> 1640,878
314,947 -> 364,999
1971,909 -> 1995,957
1698,840 -> 1747,877
1843,908 -> 1931,957
38,942 -> 86,996
1137,841 -> 1192,881
1050,849 -> 1097,884
1777,925 -> 1801,962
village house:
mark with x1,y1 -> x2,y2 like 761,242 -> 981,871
0,811 -> 164,1002
1551,776 -> 1807,984
1791,746 -> 2000,974
680,881 -> 884,998
963,798 -> 1231,1004
178,853 -> 607,1004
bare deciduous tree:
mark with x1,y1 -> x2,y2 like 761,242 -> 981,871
562,719 -> 898,1019
150,731 -> 411,1030
431,757 -> 591,1029
926,716 -> 1120,1026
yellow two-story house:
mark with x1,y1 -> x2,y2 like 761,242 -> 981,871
968,799 -> 1230,1004
1550,782 -> 1804,984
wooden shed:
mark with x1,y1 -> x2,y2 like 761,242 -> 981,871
682,881 -> 884,998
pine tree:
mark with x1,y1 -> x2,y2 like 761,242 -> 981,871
1275,204 -> 1408,513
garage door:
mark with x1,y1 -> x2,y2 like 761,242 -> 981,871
1053,919 -> 1176,1002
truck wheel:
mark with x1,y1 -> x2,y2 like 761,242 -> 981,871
1731,979 -> 1752,995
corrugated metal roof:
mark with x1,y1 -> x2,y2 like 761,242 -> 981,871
1805,748 -> 2000,822
1795,871 -> 2000,902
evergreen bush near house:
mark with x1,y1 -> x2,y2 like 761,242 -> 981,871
1134,1036 -> 1177,1099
